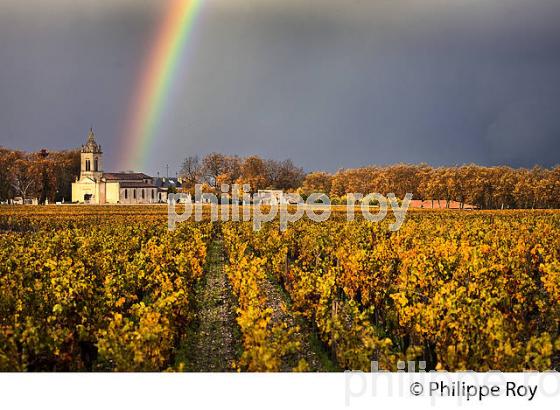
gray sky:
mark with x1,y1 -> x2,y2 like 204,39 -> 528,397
1,0 -> 559,175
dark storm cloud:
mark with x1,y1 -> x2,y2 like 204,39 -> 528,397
1,0 -> 559,174
0,0 -> 159,168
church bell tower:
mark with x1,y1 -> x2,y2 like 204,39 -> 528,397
81,128 -> 103,180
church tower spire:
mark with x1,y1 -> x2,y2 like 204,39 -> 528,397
80,128 -> 103,180
83,128 -> 102,154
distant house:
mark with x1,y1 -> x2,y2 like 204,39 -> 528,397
153,177 -> 183,203
8,196 -> 39,205
71,129 -> 159,204
256,190 -> 287,205
12,197 -> 38,205
409,200 -> 477,210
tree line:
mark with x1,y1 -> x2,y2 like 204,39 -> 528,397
179,153 -> 306,193
0,147 -> 80,203
1,146 -> 558,209
182,153 -> 560,209
321,164 -> 560,209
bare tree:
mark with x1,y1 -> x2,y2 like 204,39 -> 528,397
10,158 -> 35,201
201,152 -> 227,188
179,155 -> 202,188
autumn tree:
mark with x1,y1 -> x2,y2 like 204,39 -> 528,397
50,149 -> 80,202
266,159 -> 305,191
302,172 -> 332,196
219,155 -> 242,186
0,148 -> 19,201
236,156 -> 269,193
182,150 -> 560,209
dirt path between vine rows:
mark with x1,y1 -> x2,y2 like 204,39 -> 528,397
260,275 -> 339,372
179,235 -> 336,372
182,238 -> 241,372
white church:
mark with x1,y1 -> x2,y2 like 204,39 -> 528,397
71,129 -> 160,204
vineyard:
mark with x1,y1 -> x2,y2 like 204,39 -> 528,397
0,206 -> 559,371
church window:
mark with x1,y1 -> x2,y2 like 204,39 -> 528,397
133,190 -> 137,199
86,160 -> 91,172
151,190 -> 154,200
94,158 -> 98,172
124,189 -> 128,199
142,189 -> 145,199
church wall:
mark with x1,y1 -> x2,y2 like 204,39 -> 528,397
98,180 -> 107,204
148,188 -> 157,203
120,188 -> 133,204
71,182 -> 81,203
72,179 -> 98,204
105,182 -> 120,204
73,181 -> 159,204
119,188 -> 158,204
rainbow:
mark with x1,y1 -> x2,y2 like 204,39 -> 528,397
119,0 -> 204,171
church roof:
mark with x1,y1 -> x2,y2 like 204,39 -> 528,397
119,181 -> 157,188
103,172 -> 152,181
82,128 -> 102,154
